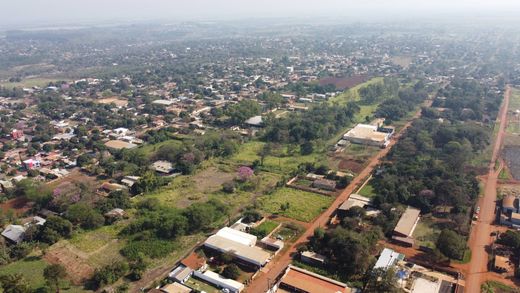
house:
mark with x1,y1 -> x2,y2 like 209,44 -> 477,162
203,235 -> 271,267
121,176 -> 140,188
275,265 -> 350,293
300,251 -> 327,266
10,129 -> 24,140
168,265 -> 193,284
393,207 -> 421,238
193,270 -> 244,293
23,159 -> 41,170
373,248 -> 405,271
98,182 -> 126,195
1,224 -> 26,244
180,252 -> 207,271
260,237 -> 284,252
343,124 -> 391,148
160,282 -> 192,293
244,116 -> 263,127
312,179 -> 336,191
337,194 -> 371,218
152,161 -> 175,174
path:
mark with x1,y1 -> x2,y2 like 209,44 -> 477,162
246,101 -> 430,293
465,86 -> 510,293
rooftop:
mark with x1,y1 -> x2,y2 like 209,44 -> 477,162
394,207 -> 421,237
278,265 -> 349,293
373,248 -> 405,271
204,235 -> 270,266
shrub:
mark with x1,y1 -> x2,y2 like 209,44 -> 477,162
222,264 -> 240,280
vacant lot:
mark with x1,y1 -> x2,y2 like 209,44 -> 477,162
258,188 -> 334,222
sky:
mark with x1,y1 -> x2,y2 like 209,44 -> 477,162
3,0 -> 520,28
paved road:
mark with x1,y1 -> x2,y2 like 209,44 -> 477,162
465,86 -> 510,293
246,102 -> 430,293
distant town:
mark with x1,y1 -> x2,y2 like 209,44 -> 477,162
0,18 -> 518,293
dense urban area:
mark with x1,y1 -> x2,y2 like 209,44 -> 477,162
0,19 -> 519,293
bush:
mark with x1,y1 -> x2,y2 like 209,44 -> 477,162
90,262 -> 129,290
222,181 -> 236,193
222,264 -> 240,280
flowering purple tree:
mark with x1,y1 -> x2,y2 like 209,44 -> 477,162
237,166 -> 254,182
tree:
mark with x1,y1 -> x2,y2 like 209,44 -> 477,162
497,231 -> 520,250
222,264 -> 240,280
436,229 -> 466,260
66,203 -> 105,229
364,268 -> 400,293
43,264 -> 66,293
0,274 -> 31,293
75,154 -> 91,167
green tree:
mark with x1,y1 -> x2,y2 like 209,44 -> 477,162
43,264 -> 66,293
436,229 -> 466,260
222,264 -> 240,280
364,268 -> 400,293
0,274 -> 31,293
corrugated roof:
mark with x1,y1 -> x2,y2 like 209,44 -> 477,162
204,235 -> 270,266
394,207 -> 421,237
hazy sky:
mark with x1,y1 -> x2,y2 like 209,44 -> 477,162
3,0 -> 520,28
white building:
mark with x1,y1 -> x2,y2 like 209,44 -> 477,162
216,227 -> 257,247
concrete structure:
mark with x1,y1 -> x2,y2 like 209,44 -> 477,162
193,270 -> 244,293
343,124 -> 392,148
393,207 -> 421,238
300,251 -> 327,266
276,265 -> 349,293
216,227 -> 257,247
203,235 -> 270,267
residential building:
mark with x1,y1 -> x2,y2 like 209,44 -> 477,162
193,270 -> 244,293
312,179 -> 336,191
275,265 -> 350,293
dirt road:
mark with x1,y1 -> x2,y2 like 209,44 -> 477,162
465,86 -> 510,293
246,102 -> 429,293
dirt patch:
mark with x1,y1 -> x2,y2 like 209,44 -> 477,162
44,243 -> 94,285
337,159 -> 364,173
192,166 -> 235,193
0,197 -> 32,216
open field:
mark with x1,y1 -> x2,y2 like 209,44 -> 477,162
328,77 -> 384,105
258,187 -> 334,222
69,222 -> 126,253
412,216 -> 441,249
0,256 -> 89,292
482,280 -> 520,293
250,219 -> 279,237
0,77 -> 63,88
390,56 -> 413,69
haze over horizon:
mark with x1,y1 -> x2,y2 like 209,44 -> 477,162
3,0 -> 520,29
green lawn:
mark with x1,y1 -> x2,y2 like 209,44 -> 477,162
185,277 -> 220,293
357,183 -> 376,198
138,139 -> 183,156
329,77 -> 384,106
250,220 -> 280,237
230,141 -> 320,174
412,217 -> 441,249
258,188 -> 334,222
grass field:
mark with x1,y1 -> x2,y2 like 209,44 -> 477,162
69,222 -> 126,253
481,280 -> 519,293
251,220 -> 280,237
0,77 -> 63,88
413,217 -> 441,249
230,141 -> 321,174
357,183 -> 376,198
258,188 -> 334,222
328,77 -> 384,106
138,139 -> 183,156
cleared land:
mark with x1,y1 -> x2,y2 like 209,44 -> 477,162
258,187 -> 334,222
